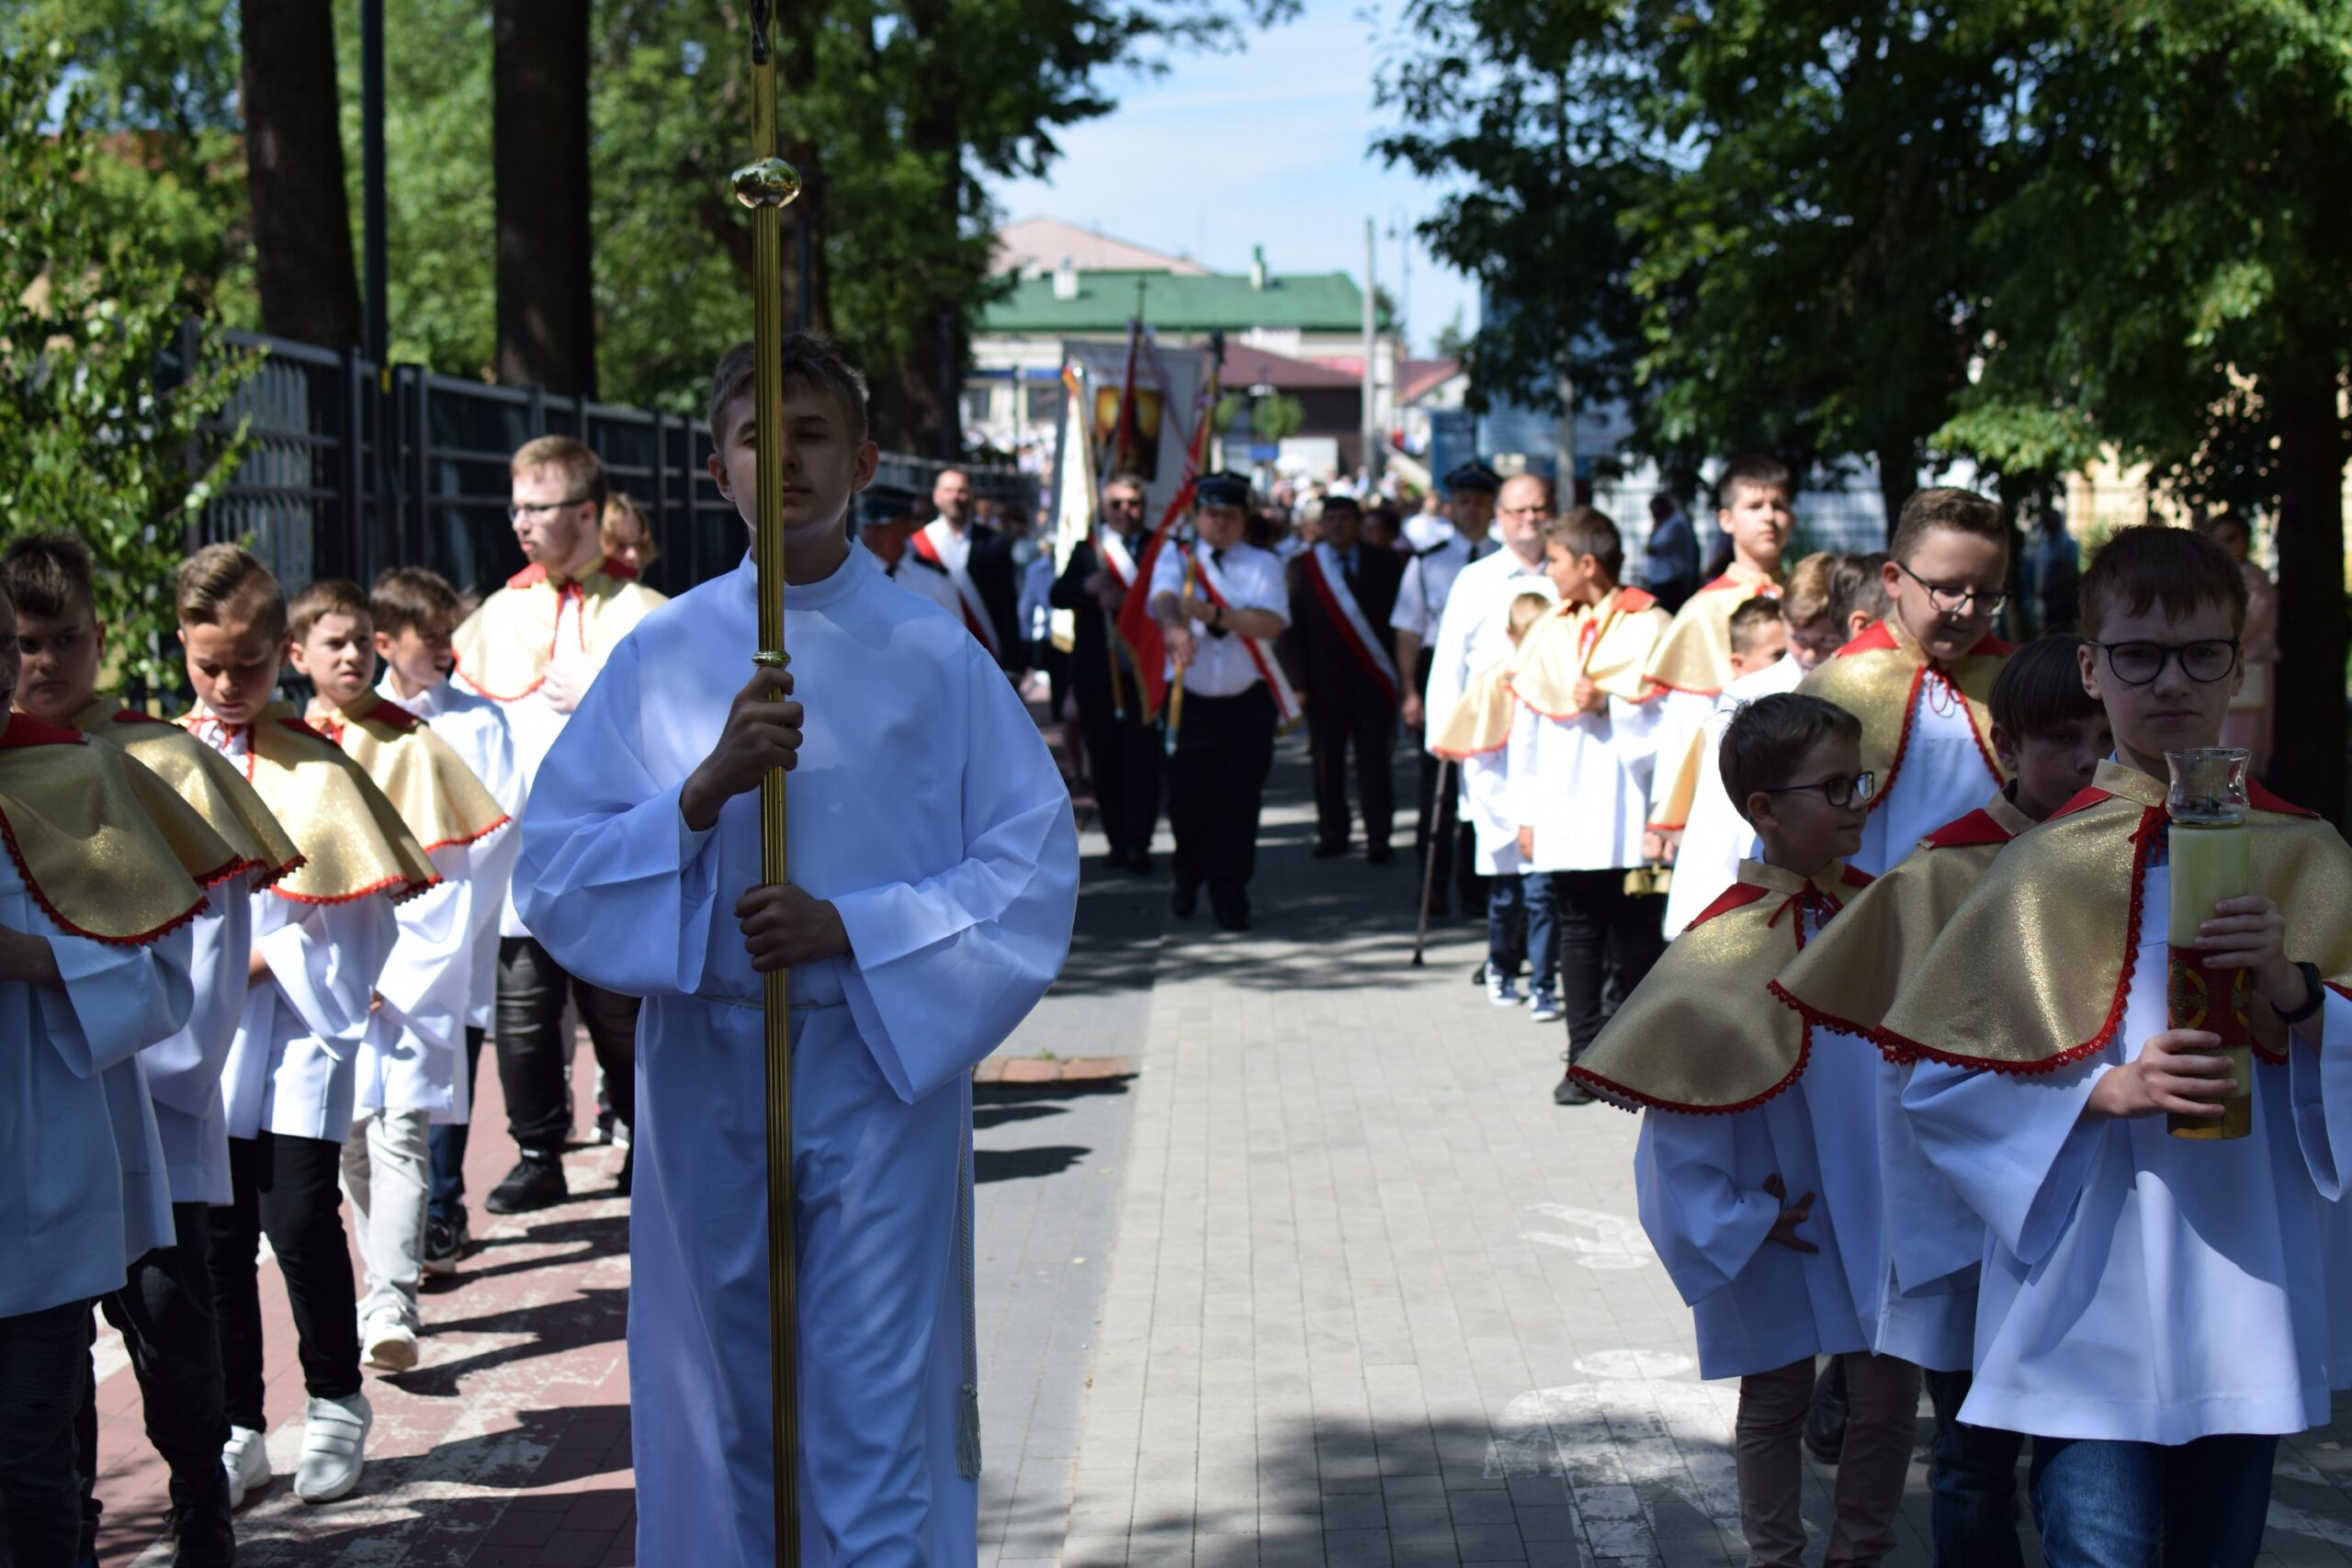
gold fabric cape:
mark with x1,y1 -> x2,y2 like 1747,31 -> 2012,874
1569,859 -> 1873,1114
185,702 -> 439,905
1430,660 -> 1517,760
0,716 -> 230,944
1640,565 -> 1781,699
1508,586 -> 1671,716
1770,790 -> 2036,1060
1878,761 -> 2352,1073
314,694 -> 509,853
1649,725 -> 1710,833
449,557 -> 667,703
1796,617 -> 2012,811
74,696 -> 302,889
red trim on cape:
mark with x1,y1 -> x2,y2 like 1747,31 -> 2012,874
1568,1038 -> 1813,1119
1300,548 -> 1399,704
1615,585 -> 1659,615
0,802 -> 208,948
0,716 -> 85,750
1833,618 -> 2011,661
2250,781 -> 2317,818
269,869 -> 441,908
1689,881 -> 1770,927
107,709 -> 172,728
359,696 -> 424,731
1839,865 -> 1875,890
414,813 -> 512,855
507,562 -> 547,590
1921,808 -> 2017,851
1769,979 -> 1916,1066
277,716 -> 334,745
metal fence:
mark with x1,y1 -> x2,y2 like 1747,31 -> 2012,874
171,326 -> 1037,604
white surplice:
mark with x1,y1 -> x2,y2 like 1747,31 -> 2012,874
1660,657 -> 1804,939
515,547 -> 1079,1568
1505,689 -> 1664,873
357,836 -> 487,1119
0,851 -> 195,1315
1905,859 -> 2352,1441
1852,674 -> 2001,877
138,896 -> 252,1203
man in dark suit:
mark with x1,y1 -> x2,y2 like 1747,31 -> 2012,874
922,468 -> 1027,676
1283,493 -> 1406,862
1050,470 -> 1163,872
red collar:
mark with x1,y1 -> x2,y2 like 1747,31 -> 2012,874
0,716 -> 85,750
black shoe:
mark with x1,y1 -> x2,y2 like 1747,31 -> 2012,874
1804,1359 -> 1849,1464
616,1146 -> 634,1197
164,1467 -> 236,1567
484,1154 -> 568,1214
1366,844 -> 1396,864
423,1212 -> 468,1276
1127,852 -> 1153,874
1312,841 -> 1348,859
1170,883 -> 1199,919
1553,1074 -> 1594,1106
1098,849 -> 1132,873
1213,904 -> 1252,932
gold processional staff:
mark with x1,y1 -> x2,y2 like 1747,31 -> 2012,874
729,3 -> 805,1560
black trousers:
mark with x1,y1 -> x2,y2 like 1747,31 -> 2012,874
494,936 -> 640,1157
1553,870 -> 1668,1057
1166,684 -> 1277,913
79,1203 -> 233,1560
0,1298 -> 88,1568
1072,679 -> 1164,859
209,1134 -> 360,1432
1307,685 -> 1397,852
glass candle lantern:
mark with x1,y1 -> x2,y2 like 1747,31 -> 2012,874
2165,748 -> 2254,1141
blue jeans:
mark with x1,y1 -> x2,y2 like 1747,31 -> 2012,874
426,1025 -> 487,1224
0,1297 -> 93,1568
1925,1368 -> 2025,1568
2030,1431 -> 2276,1568
1487,872 -> 1557,993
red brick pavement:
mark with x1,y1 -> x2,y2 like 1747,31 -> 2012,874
91,1057 -> 638,1567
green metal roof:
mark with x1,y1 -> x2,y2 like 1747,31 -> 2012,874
980,268 -> 1374,334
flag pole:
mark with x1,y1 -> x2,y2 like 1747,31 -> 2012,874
730,6 -> 804,1561
1160,343 -> 1224,758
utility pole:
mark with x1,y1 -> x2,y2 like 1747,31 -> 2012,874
1362,217 -> 1381,491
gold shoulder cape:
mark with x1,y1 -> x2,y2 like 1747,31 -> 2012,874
1508,587 -> 1672,716
1796,618 -> 2011,810
1430,660 -> 1516,760
187,702 -> 439,905
449,557 -> 668,703
1770,790 -> 2035,1060
1570,859 -> 1873,1113
0,716 -> 231,943
316,695 -> 509,853
74,696 -> 302,889
1641,566 -> 1781,699
1878,761 -> 2352,1073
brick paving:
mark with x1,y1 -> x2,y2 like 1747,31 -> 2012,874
88,729 -> 2352,1565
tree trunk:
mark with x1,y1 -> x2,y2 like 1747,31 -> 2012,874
1876,440 -> 1917,543
240,0 -> 362,349
2264,358 -> 2348,822
778,0 -> 830,334
880,0 -> 962,457
492,0 -> 594,396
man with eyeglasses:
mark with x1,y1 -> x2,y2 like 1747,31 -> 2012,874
1050,471 -> 1163,871
451,435 -> 667,1214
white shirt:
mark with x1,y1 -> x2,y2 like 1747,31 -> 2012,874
1507,690 -> 1666,872
1402,513 -> 1456,553
1421,544 -> 1556,747
461,590 -> 582,937
380,674 -> 520,1032
1390,532 -> 1500,648
1149,539 -> 1290,700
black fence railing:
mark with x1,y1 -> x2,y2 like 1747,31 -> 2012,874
170,326 -> 1036,604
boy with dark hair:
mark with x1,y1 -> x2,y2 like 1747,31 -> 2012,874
370,567 -> 521,1272
177,544 -> 435,1507
287,580 -> 508,1372
514,330 -> 1078,1563
1506,508 -> 1673,1098
1572,692 -> 1919,1568
1773,635 -> 2107,1568
1800,489 -> 2014,874
5,532 -> 300,1563
1724,593 -> 1788,669
1885,525 -> 2352,1565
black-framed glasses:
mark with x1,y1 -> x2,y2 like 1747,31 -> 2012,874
1895,559 -> 2007,616
1758,771 -> 1877,808
507,496 -> 593,523
2092,638 -> 2241,685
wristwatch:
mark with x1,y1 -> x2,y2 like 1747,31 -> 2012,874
2278,961 -> 2325,1026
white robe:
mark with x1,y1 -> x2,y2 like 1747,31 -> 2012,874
1852,674 -> 2001,877
1905,860 -> 2352,1442
515,547 -> 1079,1567
1660,657 -> 1804,939
1461,749 -> 1522,875
1505,693 -> 1664,873
357,836 -> 488,1119
0,850 -> 195,1315
379,673 -> 520,1033
137,896 -> 253,1203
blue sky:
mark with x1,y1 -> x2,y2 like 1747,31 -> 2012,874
987,0 -> 1476,358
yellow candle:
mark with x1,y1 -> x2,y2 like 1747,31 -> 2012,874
2167,819 -> 2253,1140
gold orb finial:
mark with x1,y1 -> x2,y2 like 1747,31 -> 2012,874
732,156 -> 802,210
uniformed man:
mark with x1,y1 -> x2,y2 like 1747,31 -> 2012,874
1051,470 -> 1162,872
1391,461 -> 1501,918
1152,472 -> 1295,931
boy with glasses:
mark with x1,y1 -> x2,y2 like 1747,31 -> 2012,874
1800,489 -> 2014,874
1883,525 -> 2352,1567
452,436 -> 666,1214
1569,693 -> 1919,1568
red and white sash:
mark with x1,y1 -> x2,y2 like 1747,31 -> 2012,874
911,520 -> 1001,657
1301,542 -> 1400,704
1186,544 -> 1303,726
1096,526 -> 1139,592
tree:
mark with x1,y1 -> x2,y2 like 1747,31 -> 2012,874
494,0 -> 596,394
0,39 -> 255,691
241,0 -> 363,348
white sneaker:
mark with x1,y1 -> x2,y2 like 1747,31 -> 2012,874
1487,971 -> 1524,1008
293,1392 -> 372,1504
221,1424 -> 270,1510
1528,993 -> 1564,1024
362,1312 -> 419,1373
